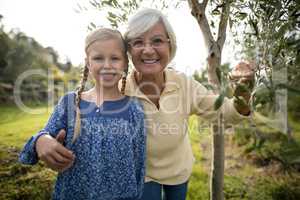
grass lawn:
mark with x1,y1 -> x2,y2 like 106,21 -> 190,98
0,104 -> 51,147
0,104 -> 56,200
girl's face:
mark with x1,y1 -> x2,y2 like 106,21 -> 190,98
128,22 -> 171,76
86,39 -> 127,88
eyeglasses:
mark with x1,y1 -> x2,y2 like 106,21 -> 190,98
128,37 -> 170,50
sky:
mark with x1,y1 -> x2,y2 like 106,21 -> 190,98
0,0 -> 240,75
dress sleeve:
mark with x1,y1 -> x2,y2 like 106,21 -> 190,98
19,93 -> 71,165
188,77 -> 248,123
131,99 -> 147,199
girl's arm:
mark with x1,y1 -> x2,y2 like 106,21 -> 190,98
19,93 -> 74,168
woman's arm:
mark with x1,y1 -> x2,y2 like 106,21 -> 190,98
188,77 -> 249,123
188,61 -> 254,121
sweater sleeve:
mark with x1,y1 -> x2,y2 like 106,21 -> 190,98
19,93 -> 71,165
131,99 -> 147,199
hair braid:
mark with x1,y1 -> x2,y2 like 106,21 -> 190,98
120,34 -> 129,95
73,65 -> 89,143
121,60 -> 129,95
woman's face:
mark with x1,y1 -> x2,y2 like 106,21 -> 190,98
86,39 -> 126,88
128,22 -> 170,76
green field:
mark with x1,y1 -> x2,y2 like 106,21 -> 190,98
0,104 -> 299,200
0,104 -> 51,147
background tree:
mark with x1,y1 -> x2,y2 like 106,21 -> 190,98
0,15 -> 11,77
0,16 -> 80,103
222,0 -> 300,176
229,0 -> 300,140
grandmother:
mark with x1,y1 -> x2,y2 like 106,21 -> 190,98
33,8 -> 253,200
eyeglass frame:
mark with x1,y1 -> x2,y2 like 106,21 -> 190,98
127,36 -> 170,50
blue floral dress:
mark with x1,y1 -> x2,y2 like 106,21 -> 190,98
19,92 -> 146,200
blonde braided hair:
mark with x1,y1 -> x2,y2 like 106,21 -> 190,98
73,65 -> 89,143
72,27 -> 128,143
121,59 -> 129,95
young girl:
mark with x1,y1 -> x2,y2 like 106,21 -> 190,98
19,28 -> 146,200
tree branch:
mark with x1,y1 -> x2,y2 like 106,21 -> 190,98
188,0 -> 215,50
202,0 -> 209,9
188,0 -> 221,88
217,0 -> 230,50
187,0 -> 201,16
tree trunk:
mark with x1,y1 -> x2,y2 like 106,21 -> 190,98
207,54 -> 225,200
211,116 -> 224,200
188,1 -> 230,200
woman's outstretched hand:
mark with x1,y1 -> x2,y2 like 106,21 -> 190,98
229,61 -> 255,115
36,129 -> 75,172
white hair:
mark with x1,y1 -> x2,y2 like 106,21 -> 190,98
124,8 -> 177,61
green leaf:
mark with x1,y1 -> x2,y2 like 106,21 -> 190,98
234,96 -> 248,108
252,84 -> 273,107
212,9 -> 221,15
89,0 -> 100,9
87,22 -> 96,31
111,0 -> 120,8
234,83 -> 250,96
108,11 -> 117,19
229,17 -> 233,29
216,67 -> 222,84
237,12 -> 247,20
214,93 -> 225,110
225,85 -> 234,98
204,83 -> 215,91
101,0 -> 113,7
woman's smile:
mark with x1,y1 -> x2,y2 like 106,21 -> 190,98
142,59 -> 160,64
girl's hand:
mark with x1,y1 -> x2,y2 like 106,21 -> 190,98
36,130 -> 75,172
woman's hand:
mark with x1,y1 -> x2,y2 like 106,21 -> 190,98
36,130 -> 75,172
229,61 -> 255,115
